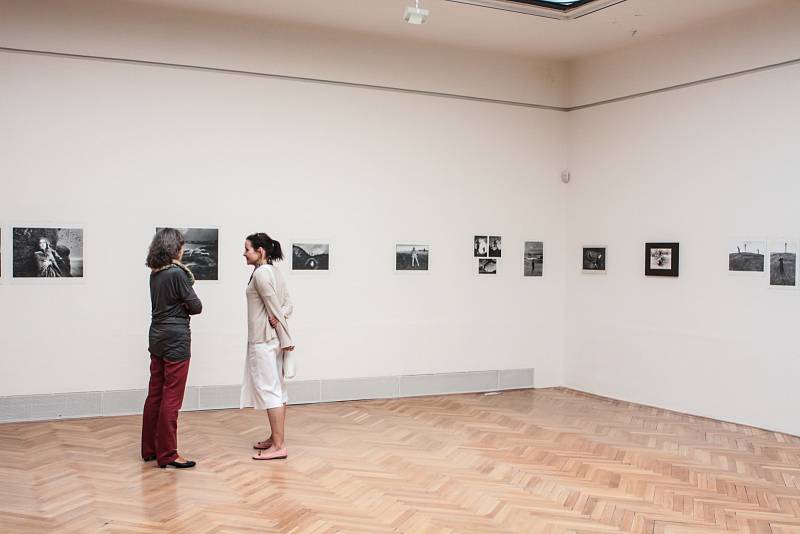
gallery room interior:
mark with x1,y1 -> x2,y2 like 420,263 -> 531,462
1,0 -> 800,531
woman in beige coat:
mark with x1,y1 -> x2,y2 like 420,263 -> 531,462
240,232 -> 294,460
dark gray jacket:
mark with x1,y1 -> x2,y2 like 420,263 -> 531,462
148,266 -> 202,361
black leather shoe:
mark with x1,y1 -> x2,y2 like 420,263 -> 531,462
143,454 -> 157,462
159,459 -> 196,469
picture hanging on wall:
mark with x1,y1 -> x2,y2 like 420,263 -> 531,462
488,236 -> 502,258
157,227 -> 219,281
292,243 -> 329,271
728,239 -> 765,272
13,227 -> 84,278
475,235 -> 502,274
523,241 -> 543,277
582,246 -> 606,273
396,244 -> 429,271
478,258 -> 498,275
644,242 -> 679,277
768,239 -> 796,287
474,236 -> 488,257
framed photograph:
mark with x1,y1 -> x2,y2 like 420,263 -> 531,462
478,258 -> 498,275
473,235 -> 488,258
582,246 -> 606,273
645,242 -> 679,277
769,239 -> 796,287
395,244 -> 429,271
728,239 -> 765,273
12,227 -> 84,278
523,241 -> 543,277
292,243 -> 330,271
488,235 -> 502,258
157,227 -> 219,281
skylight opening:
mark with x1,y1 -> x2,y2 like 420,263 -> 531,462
510,0 -> 601,11
444,0 -> 626,20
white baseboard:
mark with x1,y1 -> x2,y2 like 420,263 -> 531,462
0,368 -> 534,423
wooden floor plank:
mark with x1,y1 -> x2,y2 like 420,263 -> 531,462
1,388 -> 799,533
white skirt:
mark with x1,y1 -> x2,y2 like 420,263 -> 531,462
240,339 -> 287,410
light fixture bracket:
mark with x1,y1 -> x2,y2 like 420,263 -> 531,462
404,5 -> 430,24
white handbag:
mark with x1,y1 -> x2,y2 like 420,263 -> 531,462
283,350 -> 296,379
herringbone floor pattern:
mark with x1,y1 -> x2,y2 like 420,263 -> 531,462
2,388 -> 799,533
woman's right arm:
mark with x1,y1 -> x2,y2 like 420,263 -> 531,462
255,270 -> 295,349
176,272 -> 203,315
252,269 -> 277,312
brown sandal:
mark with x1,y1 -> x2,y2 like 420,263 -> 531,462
253,438 -> 272,450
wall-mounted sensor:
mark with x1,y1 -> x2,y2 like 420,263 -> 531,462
561,170 -> 571,183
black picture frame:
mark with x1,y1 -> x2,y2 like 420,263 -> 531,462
645,242 -> 679,277
582,246 -> 606,272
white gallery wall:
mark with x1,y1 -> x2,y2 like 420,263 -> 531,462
0,0 -> 569,108
3,0 -> 800,437
566,3 -> 800,436
0,1 -> 569,398
567,2 -> 800,108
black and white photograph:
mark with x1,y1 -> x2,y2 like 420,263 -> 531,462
474,235 -> 488,257
645,242 -> 679,277
158,227 -> 219,281
769,239 -> 796,287
396,244 -> 429,271
728,239 -> 765,272
13,227 -> 84,278
478,258 -> 497,275
292,243 -> 330,271
523,241 -> 543,277
488,236 -> 502,258
582,246 -> 606,272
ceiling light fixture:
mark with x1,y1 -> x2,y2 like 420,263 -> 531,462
404,0 -> 429,24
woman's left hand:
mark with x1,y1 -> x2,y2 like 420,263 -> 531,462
268,315 -> 278,328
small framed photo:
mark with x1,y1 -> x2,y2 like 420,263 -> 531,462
488,235 -> 502,258
292,242 -> 330,271
478,258 -> 498,275
474,235 -> 488,258
582,246 -> 606,273
523,241 -> 543,277
395,244 -> 429,272
645,242 -> 679,277
156,227 -> 219,281
768,239 -> 796,287
728,239 -> 766,273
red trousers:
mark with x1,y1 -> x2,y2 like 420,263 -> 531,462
141,356 -> 190,466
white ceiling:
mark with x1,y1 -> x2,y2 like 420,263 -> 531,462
135,0 -> 782,60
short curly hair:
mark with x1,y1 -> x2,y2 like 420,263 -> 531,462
146,228 -> 185,269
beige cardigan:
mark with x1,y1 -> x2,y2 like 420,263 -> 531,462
246,264 -> 294,348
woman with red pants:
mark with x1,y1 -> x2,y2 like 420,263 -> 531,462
142,228 -> 203,469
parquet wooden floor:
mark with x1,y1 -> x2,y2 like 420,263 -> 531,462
2,388 -> 800,533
